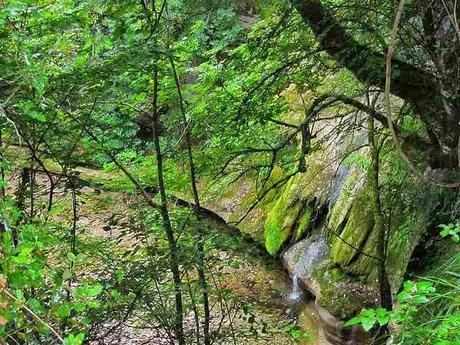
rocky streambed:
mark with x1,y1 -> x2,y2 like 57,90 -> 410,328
282,235 -> 370,345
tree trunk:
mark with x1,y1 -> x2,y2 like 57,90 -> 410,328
291,0 -> 460,168
14,167 -> 30,245
151,62 -> 185,345
368,118 -> 393,309
69,178 -> 78,256
368,117 -> 393,344
0,125 -> 5,200
29,165 -> 35,218
170,56 -> 211,345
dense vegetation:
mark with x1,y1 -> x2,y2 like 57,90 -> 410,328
0,0 -> 459,344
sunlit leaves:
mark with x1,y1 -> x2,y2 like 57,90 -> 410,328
345,280 -> 436,332
18,100 -> 46,122
64,332 -> 85,345
439,222 -> 460,243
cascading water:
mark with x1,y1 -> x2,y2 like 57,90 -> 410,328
283,235 -> 329,303
288,273 -> 303,303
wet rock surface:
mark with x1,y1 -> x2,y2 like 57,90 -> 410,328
282,235 -> 372,345
282,235 -> 330,299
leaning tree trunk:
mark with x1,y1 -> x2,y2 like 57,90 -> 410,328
291,0 -> 460,168
368,118 -> 393,305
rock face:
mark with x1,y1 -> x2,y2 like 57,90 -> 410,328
205,113 -> 438,311
282,235 -> 329,299
282,235 -> 373,344
204,102 -> 449,343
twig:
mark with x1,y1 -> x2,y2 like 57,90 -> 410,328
2,288 -> 64,343
0,108 -> 22,146
440,0 -> 460,42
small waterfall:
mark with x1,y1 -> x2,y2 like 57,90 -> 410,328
284,235 -> 329,303
288,272 -> 303,302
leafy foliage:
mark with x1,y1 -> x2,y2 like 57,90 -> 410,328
439,222 -> 460,243
1,0 -> 459,344
0,204 -> 103,344
346,253 -> 460,344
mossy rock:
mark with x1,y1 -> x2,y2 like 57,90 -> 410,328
264,177 -> 302,254
348,226 -> 379,278
385,208 -> 430,290
296,149 -> 333,203
330,182 -> 375,266
294,203 -> 314,241
311,263 -> 378,319
327,167 -> 365,233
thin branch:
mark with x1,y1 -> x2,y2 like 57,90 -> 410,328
2,289 -> 64,343
266,117 -> 298,128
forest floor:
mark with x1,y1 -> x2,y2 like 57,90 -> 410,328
14,169 -> 308,344
68,187 -> 298,344
4,145 -> 328,344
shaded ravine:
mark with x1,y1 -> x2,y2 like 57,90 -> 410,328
25,165 -> 361,344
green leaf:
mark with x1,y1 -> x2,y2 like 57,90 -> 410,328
27,298 -> 44,315
413,295 -> 429,304
87,283 -> 103,297
361,317 -> 376,331
57,304 -> 71,319
376,308 -> 390,326
67,252 -> 77,262
359,309 -> 376,331
73,303 -> 85,312
397,291 -> 411,303
64,332 -> 85,345
32,73 -> 48,96
417,281 -> 435,294
15,290 -> 24,301
73,283 -> 103,299
344,316 -> 361,327
403,280 -> 415,292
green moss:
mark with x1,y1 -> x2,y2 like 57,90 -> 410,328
261,149 -> 338,254
265,221 -> 289,255
263,177 -> 302,254
385,210 -> 429,289
330,182 -> 375,266
349,227 -> 379,278
294,204 -> 313,241
311,263 -> 376,318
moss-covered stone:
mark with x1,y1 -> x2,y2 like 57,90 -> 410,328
348,225 -> 379,278
197,107 -> 447,315
310,262 -> 378,319
264,177 -> 302,254
296,149 -> 334,203
294,204 -> 314,241
330,182 -> 375,267
327,167 -> 364,233
384,202 -> 431,289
